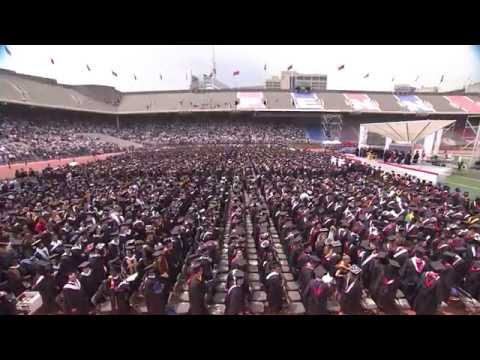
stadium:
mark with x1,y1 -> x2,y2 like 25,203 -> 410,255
1,45 -> 480,316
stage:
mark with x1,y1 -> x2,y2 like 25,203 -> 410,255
343,154 -> 452,185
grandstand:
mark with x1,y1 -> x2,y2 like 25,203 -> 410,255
1,68 -> 480,116
2,67 -> 480,154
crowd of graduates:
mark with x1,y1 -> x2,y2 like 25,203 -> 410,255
1,145 -> 480,315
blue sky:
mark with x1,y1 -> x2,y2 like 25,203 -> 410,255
1,45 -> 479,92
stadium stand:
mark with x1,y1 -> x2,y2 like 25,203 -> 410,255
2,69 -> 480,115
2,67 -> 480,316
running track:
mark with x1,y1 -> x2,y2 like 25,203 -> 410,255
0,152 -> 124,180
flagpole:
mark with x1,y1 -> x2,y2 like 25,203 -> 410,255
212,45 -> 216,82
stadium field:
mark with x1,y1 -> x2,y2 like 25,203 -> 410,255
444,169 -> 480,199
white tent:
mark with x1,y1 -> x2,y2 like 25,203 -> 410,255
361,120 -> 455,144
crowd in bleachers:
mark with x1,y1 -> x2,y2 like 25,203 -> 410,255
0,113 -> 307,165
106,119 -> 306,146
0,117 -> 122,165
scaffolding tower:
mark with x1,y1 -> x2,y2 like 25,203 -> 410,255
468,116 -> 480,165
321,114 -> 343,140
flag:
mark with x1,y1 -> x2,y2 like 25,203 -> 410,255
213,68 -> 216,76
159,74 -> 163,80
440,75 -> 444,83
264,64 -> 267,71
86,64 -> 91,71
186,72 -> 188,80
415,75 -> 420,82
233,70 -> 240,76
112,70 -> 118,77
287,65 -> 293,71
363,73 -> 370,79
4,46 -> 11,56
338,64 -> 345,71
392,77 -> 395,82
50,58 -> 55,65
133,74 -> 137,80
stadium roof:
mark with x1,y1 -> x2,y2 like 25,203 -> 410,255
361,120 -> 456,144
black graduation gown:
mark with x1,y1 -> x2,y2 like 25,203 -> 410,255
89,255 -> 107,290
80,272 -> 98,303
62,281 -> 90,315
361,256 -> 377,292
0,293 -> 16,315
435,268 -> 454,303
265,272 -> 283,314
225,285 -> 245,315
143,275 -> 167,314
56,256 -> 76,288
106,279 -> 131,315
399,259 -> 423,304
374,277 -> 400,314
298,266 -> 314,295
393,250 -> 409,268
6,268 -> 25,296
464,270 -> 480,300
303,279 -> 331,315
188,276 -> 208,315
413,282 -> 440,315
368,260 -> 384,296
340,277 -> 363,314
32,274 -> 58,314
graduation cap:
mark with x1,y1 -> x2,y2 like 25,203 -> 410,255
49,253 -> 60,260
32,239 -> 42,247
144,264 -> 155,272
95,243 -> 106,250
314,265 -> 327,278
442,251 -> 458,261
152,246 -> 165,257
414,245 -> 426,255
331,240 -> 342,248
350,265 -> 362,275
430,260 -> 446,273
388,259 -> 400,269
78,261 -> 90,269
360,240 -> 373,250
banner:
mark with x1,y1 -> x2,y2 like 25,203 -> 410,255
395,95 -> 435,112
236,92 -> 266,110
444,96 -> 480,113
343,93 -> 381,111
291,93 -> 325,109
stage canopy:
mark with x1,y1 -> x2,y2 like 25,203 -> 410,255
361,120 -> 455,144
